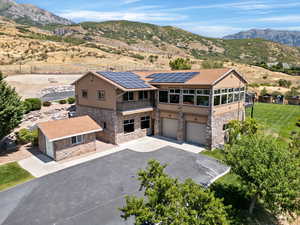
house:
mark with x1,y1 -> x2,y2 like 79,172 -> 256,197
37,116 -> 102,160
258,94 -> 273,103
73,68 -> 247,149
286,96 -> 300,105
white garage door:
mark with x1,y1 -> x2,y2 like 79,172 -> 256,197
162,118 -> 178,140
186,122 -> 206,146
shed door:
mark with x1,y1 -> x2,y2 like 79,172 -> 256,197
45,136 -> 54,159
162,118 -> 178,140
186,122 -> 206,146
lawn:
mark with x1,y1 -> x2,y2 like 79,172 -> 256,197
246,103 -> 300,142
0,162 -> 34,191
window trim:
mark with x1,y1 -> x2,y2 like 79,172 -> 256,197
81,89 -> 88,98
71,135 -> 83,145
97,90 -> 105,101
168,89 -> 181,104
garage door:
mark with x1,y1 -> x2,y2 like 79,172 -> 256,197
186,122 -> 206,146
162,118 -> 178,140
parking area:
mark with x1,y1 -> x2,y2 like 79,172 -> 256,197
0,146 -> 229,225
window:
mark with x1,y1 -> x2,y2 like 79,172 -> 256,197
139,91 -> 148,100
71,135 -> 83,145
234,93 -> 240,102
228,93 -> 234,103
221,94 -> 228,104
214,95 -> 221,106
141,116 -> 150,129
197,96 -> 209,106
81,90 -> 88,98
182,89 -> 195,105
124,119 -> 134,133
240,92 -> 245,100
223,124 -> 229,130
103,122 -> 107,129
97,90 -> 105,101
159,90 -> 168,103
169,89 -> 180,104
123,92 -> 134,101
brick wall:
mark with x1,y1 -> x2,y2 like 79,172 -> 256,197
54,133 -> 96,161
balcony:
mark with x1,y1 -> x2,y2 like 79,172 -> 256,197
117,100 -> 154,111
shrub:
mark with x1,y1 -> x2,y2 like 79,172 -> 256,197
23,100 -> 32,114
43,101 -> 51,107
201,60 -> 224,69
169,58 -> 192,70
24,98 -> 41,111
16,128 -> 38,146
59,99 -> 67,104
67,97 -> 75,104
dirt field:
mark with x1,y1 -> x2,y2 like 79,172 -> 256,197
5,74 -> 82,98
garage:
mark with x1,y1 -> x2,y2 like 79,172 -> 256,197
162,118 -> 178,140
186,122 -> 207,146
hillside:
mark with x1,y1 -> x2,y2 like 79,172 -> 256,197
0,0 -> 73,26
224,29 -> 300,47
52,20 -> 300,65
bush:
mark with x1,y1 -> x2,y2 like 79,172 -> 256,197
24,98 -> 41,111
59,99 -> 67,104
67,97 -> 75,104
16,128 -> 38,146
43,101 -> 51,107
201,60 -> 224,69
169,58 -> 192,70
23,100 -> 32,114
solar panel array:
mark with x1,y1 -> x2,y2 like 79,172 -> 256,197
147,72 -> 199,83
97,71 -> 151,89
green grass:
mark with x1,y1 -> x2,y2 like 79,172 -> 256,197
0,162 -> 34,191
246,103 -> 300,142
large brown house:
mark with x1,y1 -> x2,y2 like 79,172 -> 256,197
73,69 -> 247,149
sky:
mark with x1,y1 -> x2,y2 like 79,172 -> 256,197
16,0 -> 300,38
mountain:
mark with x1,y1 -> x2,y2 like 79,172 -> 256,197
0,0 -> 73,26
224,29 -> 300,47
52,20 -> 300,65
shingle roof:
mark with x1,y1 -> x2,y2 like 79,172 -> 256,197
38,116 -> 102,141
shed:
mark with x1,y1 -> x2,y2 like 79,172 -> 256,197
37,116 -> 102,161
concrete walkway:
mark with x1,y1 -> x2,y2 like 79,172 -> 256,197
18,136 -> 205,177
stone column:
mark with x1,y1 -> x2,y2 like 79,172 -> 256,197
177,111 -> 184,143
154,109 -> 160,136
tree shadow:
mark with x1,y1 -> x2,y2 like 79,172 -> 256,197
211,182 -> 279,225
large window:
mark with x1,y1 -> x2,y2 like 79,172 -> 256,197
196,89 -> 210,106
139,91 -> 148,100
71,135 -> 83,145
141,116 -> 150,129
97,90 -> 105,101
124,119 -> 134,133
213,87 -> 245,106
182,89 -> 195,105
123,92 -> 134,101
169,89 -> 180,104
159,90 -> 168,103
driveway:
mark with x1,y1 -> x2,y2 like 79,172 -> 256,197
0,146 -> 229,225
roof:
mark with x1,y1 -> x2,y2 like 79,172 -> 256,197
135,68 -> 248,85
38,116 -> 102,141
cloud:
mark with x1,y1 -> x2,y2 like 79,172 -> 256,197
255,15 -> 300,23
59,10 -> 187,22
121,0 -> 141,4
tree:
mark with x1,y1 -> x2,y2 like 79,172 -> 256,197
120,160 -> 230,225
169,58 -> 192,70
0,72 -> 24,140
225,134 -> 300,217
260,87 -> 268,96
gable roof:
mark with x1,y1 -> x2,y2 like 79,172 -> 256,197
38,116 -> 102,141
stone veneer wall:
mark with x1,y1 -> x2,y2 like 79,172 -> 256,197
54,133 -> 96,161
115,112 -> 152,144
38,129 -> 46,153
211,108 -> 245,149
76,104 -> 117,144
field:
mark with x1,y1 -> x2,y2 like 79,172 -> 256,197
0,162 -> 34,191
246,103 -> 300,142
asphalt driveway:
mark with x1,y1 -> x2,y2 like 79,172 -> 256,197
0,146 -> 229,225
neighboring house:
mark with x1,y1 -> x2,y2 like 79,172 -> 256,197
37,116 -> 102,160
258,94 -> 273,103
286,96 -> 300,105
73,69 -> 247,149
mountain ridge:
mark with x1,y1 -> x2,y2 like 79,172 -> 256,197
0,0 -> 73,26
224,29 -> 300,47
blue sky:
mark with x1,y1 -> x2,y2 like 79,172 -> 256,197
17,0 -> 300,37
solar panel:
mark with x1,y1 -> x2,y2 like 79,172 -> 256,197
148,72 -> 199,83
97,71 -> 151,89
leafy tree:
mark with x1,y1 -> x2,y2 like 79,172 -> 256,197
227,118 -> 258,145
169,58 -> 192,70
120,160 -> 230,225
0,72 -> 24,140
278,79 -> 292,88
260,87 -> 268,96
285,87 -> 300,97
225,134 -> 300,217
201,60 -> 224,69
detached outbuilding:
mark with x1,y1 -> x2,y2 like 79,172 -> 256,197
37,116 -> 102,161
